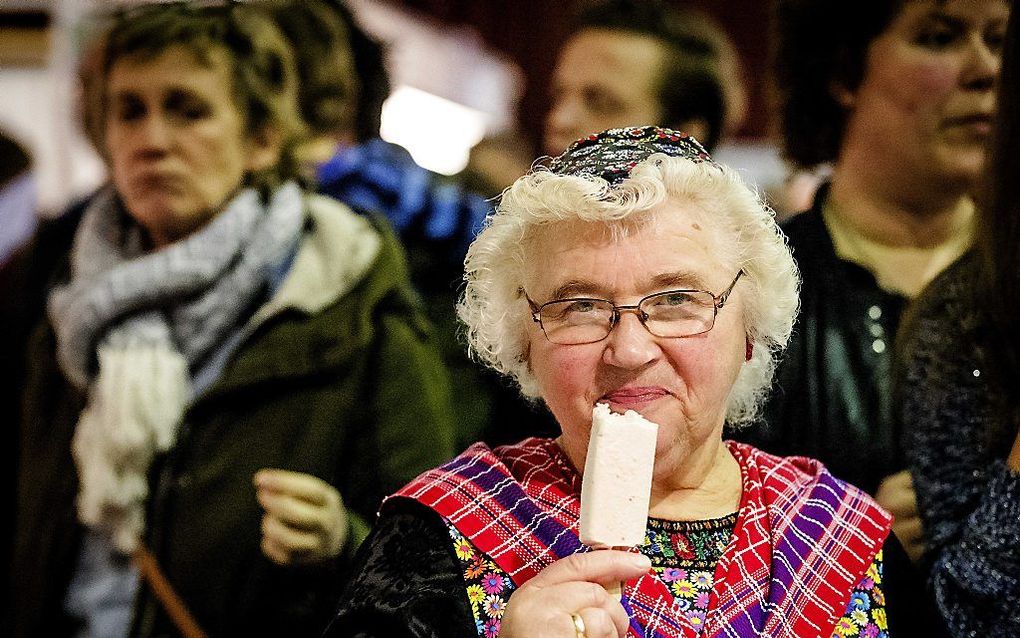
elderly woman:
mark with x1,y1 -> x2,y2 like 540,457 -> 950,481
327,127 -> 938,638
1,4 -> 452,637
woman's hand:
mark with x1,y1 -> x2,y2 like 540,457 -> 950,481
499,550 -> 651,638
1007,423 -> 1020,473
875,470 -> 923,563
254,469 -> 348,566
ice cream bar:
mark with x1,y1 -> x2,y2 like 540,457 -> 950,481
579,402 -> 659,548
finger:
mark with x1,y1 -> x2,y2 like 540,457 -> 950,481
261,532 -> 321,566
257,489 -> 328,532
900,471 -> 915,489
262,514 -> 321,557
879,470 -> 913,491
254,469 -> 333,506
530,581 -> 620,617
893,515 -> 924,542
502,582 -> 625,638
577,604 -> 629,638
528,550 -> 651,589
900,494 -> 919,517
261,534 -> 291,566
875,483 -> 917,516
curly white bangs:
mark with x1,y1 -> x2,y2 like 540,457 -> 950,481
457,155 -> 801,428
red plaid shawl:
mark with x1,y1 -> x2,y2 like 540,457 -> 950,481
390,437 -> 891,638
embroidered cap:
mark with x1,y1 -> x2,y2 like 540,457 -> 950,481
545,126 -> 716,186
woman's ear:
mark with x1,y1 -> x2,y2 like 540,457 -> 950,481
829,79 -> 856,110
245,126 -> 285,173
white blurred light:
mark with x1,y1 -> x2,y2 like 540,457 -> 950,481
380,85 -> 488,175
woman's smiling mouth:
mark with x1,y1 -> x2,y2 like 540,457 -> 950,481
600,386 -> 670,409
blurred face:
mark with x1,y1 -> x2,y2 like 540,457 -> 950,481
523,202 -> 747,486
544,29 -> 665,156
106,45 -> 267,247
841,0 -> 1009,189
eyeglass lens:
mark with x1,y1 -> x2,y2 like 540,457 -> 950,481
538,290 -> 717,345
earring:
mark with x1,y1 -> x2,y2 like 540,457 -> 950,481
745,339 -> 753,362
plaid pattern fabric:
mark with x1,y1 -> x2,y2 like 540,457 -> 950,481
391,438 -> 892,638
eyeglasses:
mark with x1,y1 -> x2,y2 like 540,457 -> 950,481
524,271 -> 744,345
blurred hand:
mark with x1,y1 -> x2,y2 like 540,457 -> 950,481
499,550 -> 651,638
254,469 -> 347,566
1007,426 -> 1020,472
875,470 -> 924,563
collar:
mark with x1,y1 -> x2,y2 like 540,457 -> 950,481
393,438 -> 891,638
249,193 -> 381,328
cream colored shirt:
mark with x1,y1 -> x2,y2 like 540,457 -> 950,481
822,202 -> 973,298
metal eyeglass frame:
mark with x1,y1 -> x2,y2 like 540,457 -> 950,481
523,270 -> 744,344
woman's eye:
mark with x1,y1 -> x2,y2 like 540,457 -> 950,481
566,300 -> 598,313
916,27 -> 957,49
167,92 -> 211,121
183,106 -> 209,120
913,20 -> 958,49
658,292 -> 693,306
179,102 -> 211,121
113,97 -> 144,122
985,28 -> 1006,53
583,88 -> 622,116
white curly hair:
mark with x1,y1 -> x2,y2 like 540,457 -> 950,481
457,154 -> 800,428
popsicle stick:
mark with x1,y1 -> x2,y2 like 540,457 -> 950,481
604,579 -> 624,601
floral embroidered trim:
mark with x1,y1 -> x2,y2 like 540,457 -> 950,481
829,549 -> 889,638
449,520 -> 887,638
451,525 -> 516,638
643,512 -> 737,569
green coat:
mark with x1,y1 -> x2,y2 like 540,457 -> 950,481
5,195 -> 455,637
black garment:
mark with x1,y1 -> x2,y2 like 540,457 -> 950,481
0,199 -> 88,612
734,185 -> 907,494
325,500 -> 944,638
325,501 -> 474,638
897,252 -> 1020,637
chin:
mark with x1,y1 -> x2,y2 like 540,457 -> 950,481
935,148 -> 986,186
126,201 -> 171,225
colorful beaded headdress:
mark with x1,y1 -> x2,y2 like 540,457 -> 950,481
545,125 -> 715,186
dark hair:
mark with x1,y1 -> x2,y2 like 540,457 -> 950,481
977,6 -> 1020,451
82,2 -> 306,192
773,0 -> 906,167
576,0 -> 727,151
272,0 -> 389,143
326,1 -> 390,142
269,1 -> 355,139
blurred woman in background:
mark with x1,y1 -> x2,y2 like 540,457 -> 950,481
2,4 -> 452,636
741,0 -> 1010,564
896,6 -> 1020,636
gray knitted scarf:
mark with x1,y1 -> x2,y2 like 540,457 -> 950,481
48,182 -> 305,552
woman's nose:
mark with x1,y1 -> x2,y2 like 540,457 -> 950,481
961,34 -> 1000,90
545,96 -> 581,145
137,114 -> 172,151
602,311 -> 661,369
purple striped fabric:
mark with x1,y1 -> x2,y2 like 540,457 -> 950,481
392,437 -> 891,637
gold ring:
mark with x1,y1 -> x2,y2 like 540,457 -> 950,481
571,612 -> 587,638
